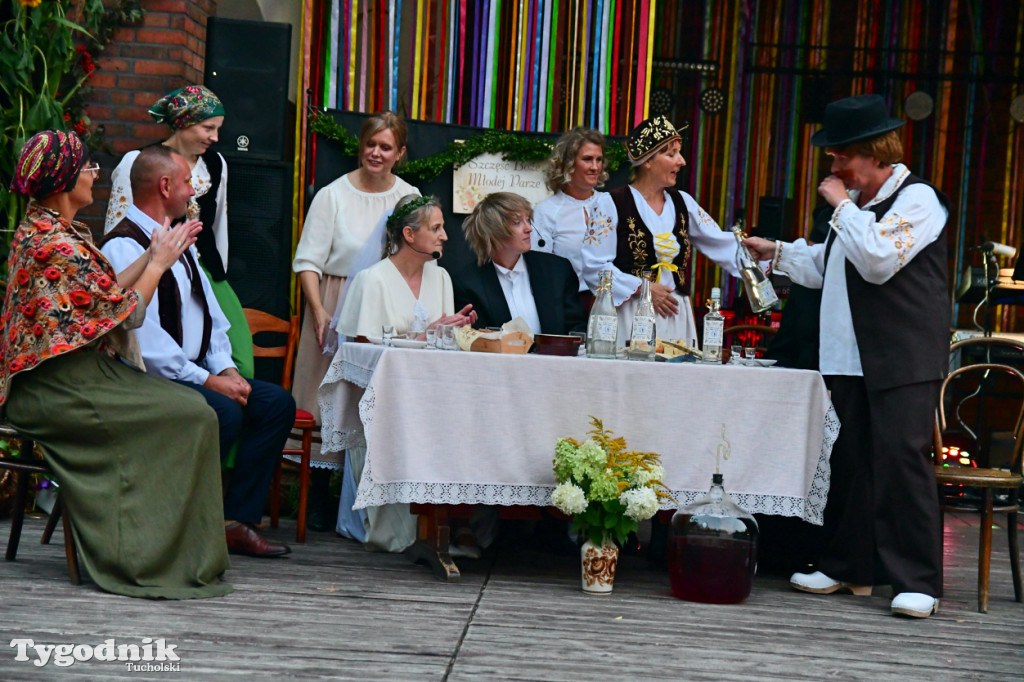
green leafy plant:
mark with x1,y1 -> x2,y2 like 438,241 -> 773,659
551,417 -> 672,546
308,107 -> 629,183
0,0 -> 143,261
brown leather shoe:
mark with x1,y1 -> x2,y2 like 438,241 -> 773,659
225,522 -> 291,558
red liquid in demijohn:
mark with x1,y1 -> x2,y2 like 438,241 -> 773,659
668,535 -> 757,604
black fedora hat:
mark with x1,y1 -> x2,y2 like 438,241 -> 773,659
810,94 -> 905,148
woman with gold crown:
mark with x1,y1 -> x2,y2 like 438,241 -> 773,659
580,116 -> 743,347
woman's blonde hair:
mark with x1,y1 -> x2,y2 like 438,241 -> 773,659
383,194 -> 442,257
544,127 -> 608,192
358,111 -> 408,167
462,192 -> 533,266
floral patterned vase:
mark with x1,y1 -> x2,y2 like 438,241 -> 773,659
581,537 -> 619,594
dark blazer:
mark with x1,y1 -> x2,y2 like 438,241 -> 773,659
451,250 -> 587,335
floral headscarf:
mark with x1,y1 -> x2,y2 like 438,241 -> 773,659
10,130 -> 88,200
148,85 -> 226,130
0,206 -> 139,405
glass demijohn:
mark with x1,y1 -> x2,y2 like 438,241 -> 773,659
668,473 -> 759,604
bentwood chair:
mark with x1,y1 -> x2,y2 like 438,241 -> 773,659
933,362 -> 1024,612
243,308 -> 316,543
723,324 -> 777,358
0,423 -> 81,584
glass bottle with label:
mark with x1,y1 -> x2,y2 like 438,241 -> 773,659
628,270 -> 656,361
701,287 -> 724,364
731,221 -> 779,313
586,270 -> 617,359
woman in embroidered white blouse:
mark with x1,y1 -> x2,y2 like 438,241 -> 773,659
579,116 -> 742,347
531,127 -> 608,296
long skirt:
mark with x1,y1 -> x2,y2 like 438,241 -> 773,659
5,349 -> 232,599
202,266 -> 254,380
291,274 -> 345,467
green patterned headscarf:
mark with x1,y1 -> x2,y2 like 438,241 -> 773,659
148,85 -> 225,130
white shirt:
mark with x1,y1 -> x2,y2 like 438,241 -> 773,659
773,164 -> 948,377
531,189 -> 604,291
492,257 -> 543,335
100,205 -> 236,386
104,150 -> 230,273
293,173 -> 420,278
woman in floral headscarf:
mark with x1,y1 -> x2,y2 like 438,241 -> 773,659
3,130 -> 232,599
103,84 -> 253,377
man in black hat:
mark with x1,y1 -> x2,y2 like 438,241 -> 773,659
744,94 -> 949,619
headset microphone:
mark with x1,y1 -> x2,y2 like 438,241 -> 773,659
408,244 -> 441,259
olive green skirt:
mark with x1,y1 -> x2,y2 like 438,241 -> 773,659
5,349 -> 233,599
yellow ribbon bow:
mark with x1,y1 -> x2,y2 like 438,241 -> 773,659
649,262 -> 679,281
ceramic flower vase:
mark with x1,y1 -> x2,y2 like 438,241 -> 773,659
581,537 -> 619,594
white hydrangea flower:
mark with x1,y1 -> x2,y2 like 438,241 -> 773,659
620,486 -> 659,521
631,463 -> 665,487
551,482 -> 589,515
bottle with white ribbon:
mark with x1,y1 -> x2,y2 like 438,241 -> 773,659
628,270 -> 656,361
586,270 -> 617,359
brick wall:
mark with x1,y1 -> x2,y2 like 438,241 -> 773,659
81,0 -> 217,230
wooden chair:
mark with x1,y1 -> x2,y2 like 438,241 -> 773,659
723,324 -> 777,357
933,362 -> 1023,612
243,308 -> 316,543
0,424 -> 81,584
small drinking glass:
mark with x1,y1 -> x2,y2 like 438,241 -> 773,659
442,325 -> 457,351
744,347 -> 756,363
729,344 -> 743,365
425,327 -> 438,349
382,324 -> 395,347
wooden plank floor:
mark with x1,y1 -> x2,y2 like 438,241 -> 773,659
0,511 -> 1021,680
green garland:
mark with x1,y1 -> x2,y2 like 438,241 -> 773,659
307,108 -> 628,182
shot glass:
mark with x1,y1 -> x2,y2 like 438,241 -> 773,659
729,344 -> 743,365
425,327 -> 438,349
743,347 -> 756,362
382,324 -> 395,347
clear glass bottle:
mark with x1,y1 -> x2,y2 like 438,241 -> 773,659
701,287 -> 724,364
668,473 -> 759,604
731,222 -> 779,314
628,270 -> 656,361
586,270 -> 617,359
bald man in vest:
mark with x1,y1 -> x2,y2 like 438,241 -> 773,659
101,144 -> 294,558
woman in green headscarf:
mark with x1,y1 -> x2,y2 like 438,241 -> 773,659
103,85 -> 253,378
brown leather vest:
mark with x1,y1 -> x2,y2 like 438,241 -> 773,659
609,185 -> 691,295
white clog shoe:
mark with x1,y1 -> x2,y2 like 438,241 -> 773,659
891,592 -> 939,618
790,571 -> 872,596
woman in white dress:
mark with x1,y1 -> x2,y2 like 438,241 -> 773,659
333,195 -> 476,552
531,127 -> 608,298
580,116 -> 743,347
292,112 -> 420,461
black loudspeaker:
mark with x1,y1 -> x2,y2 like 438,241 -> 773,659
756,196 -> 794,243
802,76 -> 831,123
224,158 -> 293,321
205,17 -> 291,161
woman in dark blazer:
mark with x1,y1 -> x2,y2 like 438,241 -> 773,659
452,192 -> 586,335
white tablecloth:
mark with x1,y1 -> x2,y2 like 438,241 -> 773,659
319,343 -> 839,524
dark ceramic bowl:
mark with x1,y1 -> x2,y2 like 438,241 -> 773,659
534,334 -> 583,356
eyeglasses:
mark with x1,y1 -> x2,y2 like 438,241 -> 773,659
82,164 -> 101,178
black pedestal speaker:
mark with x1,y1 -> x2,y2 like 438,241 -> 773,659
756,196 -> 794,243
224,157 -> 293,320
204,17 -> 291,161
